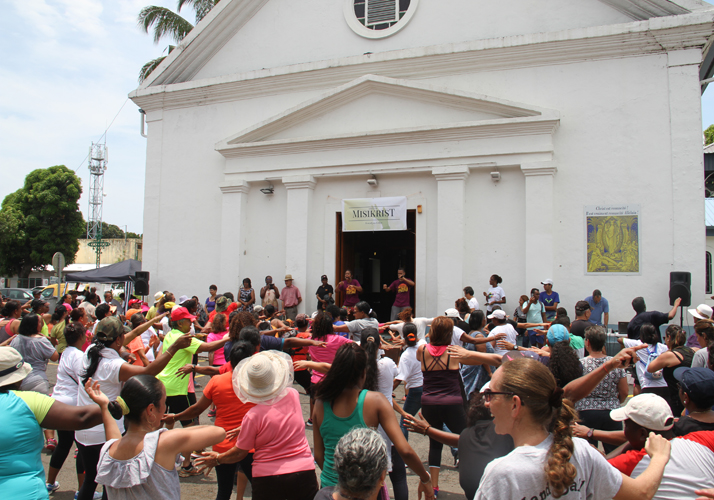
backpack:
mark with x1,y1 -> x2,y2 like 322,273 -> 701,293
643,344 -> 663,380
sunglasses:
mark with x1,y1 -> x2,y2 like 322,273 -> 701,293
482,388 -> 515,402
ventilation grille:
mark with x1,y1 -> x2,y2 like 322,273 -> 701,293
365,0 -> 399,26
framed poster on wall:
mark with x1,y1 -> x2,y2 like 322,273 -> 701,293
585,205 -> 640,275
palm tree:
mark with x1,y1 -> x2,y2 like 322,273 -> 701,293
138,0 -> 219,83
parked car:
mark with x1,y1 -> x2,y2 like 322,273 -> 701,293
0,288 -> 33,302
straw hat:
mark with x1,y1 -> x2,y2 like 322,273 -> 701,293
0,347 -> 32,388
233,350 -> 294,405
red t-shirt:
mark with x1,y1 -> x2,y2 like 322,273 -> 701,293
208,303 -> 238,324
203,372 -> 255,453
292,331 -> 311,368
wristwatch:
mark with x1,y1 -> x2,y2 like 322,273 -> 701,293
586,428 -> 594,439
512,345 -> 518,351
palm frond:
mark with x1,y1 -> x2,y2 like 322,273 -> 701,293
139,56 -> 167,83
177,0 -> 219,23
138,6 -> 194,44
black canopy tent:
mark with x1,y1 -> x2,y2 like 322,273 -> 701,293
65,259 -> 142,313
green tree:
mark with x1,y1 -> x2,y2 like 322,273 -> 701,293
0,166 -> 85,278
705,124 -> 714,145
138,0 -> 219,83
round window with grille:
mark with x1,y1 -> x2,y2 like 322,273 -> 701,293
344,0 -> 419,39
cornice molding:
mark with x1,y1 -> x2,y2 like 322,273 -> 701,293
283,175 -> 316,190
432,166 -> 470,182
129,13 -> 714,112
521,163 -> 558,177
219,182 -> 250,194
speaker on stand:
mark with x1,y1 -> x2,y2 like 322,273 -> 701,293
135,271 -> 150,298
669,271 -> 691,327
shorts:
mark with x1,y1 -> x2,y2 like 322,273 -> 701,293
528,331 -> 545,347
293,369 -> 311,395
165,395 -> 193,427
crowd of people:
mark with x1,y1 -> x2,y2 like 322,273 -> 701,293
1,273 -> 714,500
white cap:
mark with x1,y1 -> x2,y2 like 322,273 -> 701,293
541,279 -> 554,285
487,310 -> 507,320
444,308 -> 460,318
688,304 -> 713,321
610,393 -> 674,431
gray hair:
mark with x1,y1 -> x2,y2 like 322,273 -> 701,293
334,427 -> 388,498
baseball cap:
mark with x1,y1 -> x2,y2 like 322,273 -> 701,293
171,306 -> 196,322
321,275 -> 328,280
541,279 -> 554,286
96,317 -> 125,342
673,367 -> 714,409
501,350 -> 539,363
487,310 -> 507,320
688,304 -> 713,321
610,393 -> 674,431
547,324 -> 570,344
444,308 -> 460,318
575,300 -> 592,313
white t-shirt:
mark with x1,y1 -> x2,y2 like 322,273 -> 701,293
396,344 -> 426,390
476,435 -> 622,500
629,432 -> 714,500
486,286 -> 505,312
389,317 -> 433,341
376,356 -> 399,472
488,323 -> 518,357
141,327 -> 158,362
75,348 -> 126,446
52,346 -> 84,406
622,339 -> 669,388
345,317 -> 379,341
79,301 -> 96,320
468,297 -> 480,311
451,325 -> 466,347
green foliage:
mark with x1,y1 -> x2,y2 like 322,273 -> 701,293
139,56 -> 167,83
0,166 -> 85,278
705,124 -> 714,146
98,222 -> 142,240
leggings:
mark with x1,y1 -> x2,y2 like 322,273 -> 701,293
389,446 -> 409,500
49,430 -> 85,474
76,442 -> 107,500
215,453 -> 254,500
251,469 -> 318,500
421,404 -> 467,468
400,386 -> 423,441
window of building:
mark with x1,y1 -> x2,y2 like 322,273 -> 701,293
345,0 -> 418,39
17,278 -> 44,289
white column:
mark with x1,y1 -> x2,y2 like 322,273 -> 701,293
283,175 -> 316,314
433,166 -> 469,311
667,49 -> 705,300
521,162 -> 557,288
141,110 -> 163,290
219,182 -> 249,292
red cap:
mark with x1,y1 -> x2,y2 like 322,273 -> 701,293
171,307 -> 196,322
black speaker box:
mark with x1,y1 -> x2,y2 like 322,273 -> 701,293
134,271 -> 150,296
669,271 -> 691,307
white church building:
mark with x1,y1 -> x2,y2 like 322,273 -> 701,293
130,0 -> 714,324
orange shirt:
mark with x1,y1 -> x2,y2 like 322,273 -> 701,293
203,372 -> 256,453
292,331 -> 311,368
127,336 -> 146,366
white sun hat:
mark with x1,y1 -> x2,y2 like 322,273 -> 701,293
688,304 -> 713,321
0,347 -> 32,388
233,350 -> 294,405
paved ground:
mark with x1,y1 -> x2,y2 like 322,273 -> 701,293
42,359 -> 464,500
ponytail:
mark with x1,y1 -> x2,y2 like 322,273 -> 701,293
81,339 -> 111,385
360,328 -> 380,392
315,343 -> 367,403
545,396 -> 578,498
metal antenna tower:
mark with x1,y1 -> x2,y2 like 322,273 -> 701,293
87,142 -> 110,268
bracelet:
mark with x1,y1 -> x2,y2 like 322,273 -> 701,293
420,472 -> 431,484
423,425 -> 431,436
192,364 -> 196,374
215,455 -> 221,466
586,428 -> 594,439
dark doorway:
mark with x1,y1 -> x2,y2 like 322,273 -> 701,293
335,210 -> 416,321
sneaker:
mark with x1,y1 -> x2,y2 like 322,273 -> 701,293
433,487 -> 439,498
306,418 -> 313,427
74,491 -> 103,499
207,409 -> 216,418
178,465 -> 202,477
46,482 -> 60,493
46,438 -> 57,451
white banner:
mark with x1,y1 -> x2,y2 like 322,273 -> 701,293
342,197 -> 408,232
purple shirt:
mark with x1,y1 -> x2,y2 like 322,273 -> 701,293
280,285 -> 302,308
388,279 -> 412,308
339,279 -> 361,307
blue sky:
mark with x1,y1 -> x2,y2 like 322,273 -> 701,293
1,0 -> 714,234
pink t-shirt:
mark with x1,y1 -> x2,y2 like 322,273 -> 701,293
280,285 -> 302,308
207,332 -> 228,365
308,334 -> 352,384
235,388 -> 315,477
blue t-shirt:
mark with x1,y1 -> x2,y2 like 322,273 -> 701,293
522,301 -> 545,331
539,291 -> 560,320
585,296 -> 609,326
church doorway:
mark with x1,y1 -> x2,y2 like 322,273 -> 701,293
335,210 -> 416,321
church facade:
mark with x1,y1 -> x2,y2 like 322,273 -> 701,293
130,0 -> 714,323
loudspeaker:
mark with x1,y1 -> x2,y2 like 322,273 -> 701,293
134,271 -> 150,296
669,271 -> 691,307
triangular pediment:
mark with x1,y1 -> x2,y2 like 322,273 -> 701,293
137,0 -> 709,88
215,75 -> 559,157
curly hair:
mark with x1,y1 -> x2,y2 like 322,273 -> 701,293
547,341 -> 583,387
499,358 -> 578,498
334,427 -> 388,498
229,311 -> 256,341
664,324 -> 686,349
212,313 -> 227,333
397,308 -> 413,322
455,298 -> 470,315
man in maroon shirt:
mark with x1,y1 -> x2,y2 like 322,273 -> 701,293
337,270 -> 362,309
383,268 -> 415,320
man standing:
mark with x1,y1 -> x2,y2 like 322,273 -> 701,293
281,274 -> 302,321
103,290 -> 122,310
627,296 -> 681,340
539,279 -> 560,321
78,293 -> 99,322
523,288 -> 547,348
585,289 -> 609,327
383,268 -> 414,320
315,275 -> 334,312
570,301 -> 592,338
337,270 -> 362,309
260,276 -> 280,308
